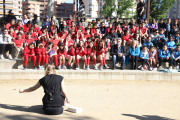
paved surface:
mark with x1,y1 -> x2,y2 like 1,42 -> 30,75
0,79 -> 179,120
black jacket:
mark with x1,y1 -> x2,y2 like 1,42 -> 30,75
110,44 -> 128,56
4,15 -> 17,25
106,32 -> 118,41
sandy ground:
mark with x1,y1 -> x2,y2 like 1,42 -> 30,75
0,79 -> 180,120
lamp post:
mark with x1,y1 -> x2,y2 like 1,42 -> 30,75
146,0 -> 150,22
3,0 -> 5,24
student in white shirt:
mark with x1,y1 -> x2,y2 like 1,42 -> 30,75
22,14 -> 29,25
0,28 -> 14,59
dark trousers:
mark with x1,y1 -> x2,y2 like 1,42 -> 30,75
158,57 -> 172,66
0,44 -> 14,55
131,55 -> 139,70
141,59 -> 150,68
44,106 -> 63,115
173,59 -> 180,67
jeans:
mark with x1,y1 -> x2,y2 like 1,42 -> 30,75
158,57 -> 172,67
112,55 -> 125,68
137,14 -> 146,22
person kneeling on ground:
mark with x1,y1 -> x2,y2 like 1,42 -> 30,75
19,64 -> 70,115
140,46 -> 151,71
110,38 -> 127,70
158,45 -> 172,70
0,28 -> 14,59
172,45 -> 180,71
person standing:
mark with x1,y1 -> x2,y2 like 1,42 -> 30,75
42,15 -> 50,27
4,10 -> 17,25
32,14 -> 40,26
137,0 -> 147,22
22,14 -> 29,25
110,38 -> 127,70
19,64 -> 70,115
66,15 -> 74,27
0,28 -> 14,59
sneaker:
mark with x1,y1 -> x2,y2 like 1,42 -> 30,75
159,66 -> 163,70
94,65 -> 98,70
141,67 -> 144,71
58,65 -> 61,70
104,64 -> 109,69
112,67 -> 116,70
23,66 -> 27,70
176,66 -> 179,70
100,66 -> 103,71
150,67 -> 153,71
85,65 -> 88,70
153,67 -> 157,70
33,66 -> 37,70
8,55 -> 13,59
41,66 -> 44,70
37,65 -> 41,70
120,67 -> 124,70
169,66 -> 172,70
55,66 -> 59,70
87,65 -> 90,70
0,55 -> 4,59
67,65 -> 71,69
63,65 -> 66,69
76,65 -> 79,70
19,51 -> 23,55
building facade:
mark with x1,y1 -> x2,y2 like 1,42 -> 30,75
22,0 -> 73,21
0,0 -> 22,18
167,1 -> 180,19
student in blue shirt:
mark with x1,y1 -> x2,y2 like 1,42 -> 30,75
165,18 -> 171,38
166,35 -> 176,53
173,32 -> 180,43
172,45 -> 180,70
158,45 -> 172,69
143,36 -> 153,49
140,46 -> 151,71
129,40 -> 140,70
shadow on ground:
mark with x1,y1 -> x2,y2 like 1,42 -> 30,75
122,114 -> 175,120
0,103 -> 97,120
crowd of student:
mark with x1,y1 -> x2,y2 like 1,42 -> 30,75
1,10 -> 180,71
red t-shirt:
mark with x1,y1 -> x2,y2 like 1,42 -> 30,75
76,47 -> 87,56
57,49 -> 67,57
58,32 -> 68,40
34,26 -> 40,35
130,27 -> 138,34
139,27 -> 147,34
13,38 -> 23,47
90,28 -> 96,34
75,33 -> 83,40
106,27 -> 115,34
75,26 -> 85,33
67,47 -> 75,56
86,47 -> 96,56
66,19 -> 74,27
122,34 -> 131,41
14,24 -> 24,30
50,39 -> 59,47
9,32 -> 16,38
84,33 -> 92,40
5,23 -> 14,30
21,33 -> 25,40
23,24 -> 31,32
63,39 -> 74,48
23,46 -> 35,57
25,38 -> 35,45
96,48 -> 105,56
35,47 -> 45,55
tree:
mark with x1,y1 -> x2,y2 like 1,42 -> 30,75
100,0 -> 135,18
149,0 -> 176,19
100,0 -> 116,18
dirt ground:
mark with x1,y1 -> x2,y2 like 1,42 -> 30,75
0,79 -> 180,120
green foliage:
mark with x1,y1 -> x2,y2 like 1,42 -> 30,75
149,0 -> 176,19
100,0 -> 116,18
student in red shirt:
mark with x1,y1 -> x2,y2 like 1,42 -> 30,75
45,42 -> 58,69
34,22 -> 40,35
35,42 -> 46,69
75,40 -> 87,70
130,24 -> 138,38
93,28 -> 102,39
106,22 -> 115,34
63,33 -> 74,51
68,21 -> 75,31
8,26 -> 16,39
86,41 -> 97,70
84,37 -> 92,47
97,40 -> 109,70
13,32 -> 24,59
22,42 -> 36,69
66,15 -> 74,27
139,22 -> 148,39
90,23 -> 97,35
75,22 -> 85,33
94,36 -> 100,48
19,27 -> 25,40
75,26 -> 84,42
49,27 -> 57,39
50,33 -> 59,50
84,28 -> 92,41
122,29 -> 132,45
57,43 -> 67,69
66,42 -> 76,69
69,29 -> 76,40
14,20 -> 24,31
28,27 -> 37,40
23,21 -> 32,33
58,29 -> 68,43
39,35 -> 48,47
38,26 -> 49,40
5,19 -> 15,30
25,32 -> 35,46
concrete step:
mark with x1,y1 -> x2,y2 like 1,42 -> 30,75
0,69 -> 180,81
0,59 -> 172,70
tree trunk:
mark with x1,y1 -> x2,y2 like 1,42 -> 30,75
47,0 -> 54,18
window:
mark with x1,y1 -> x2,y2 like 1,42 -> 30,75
40,5 -> 44,7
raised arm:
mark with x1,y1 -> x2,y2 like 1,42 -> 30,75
19,82 -> 41,93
